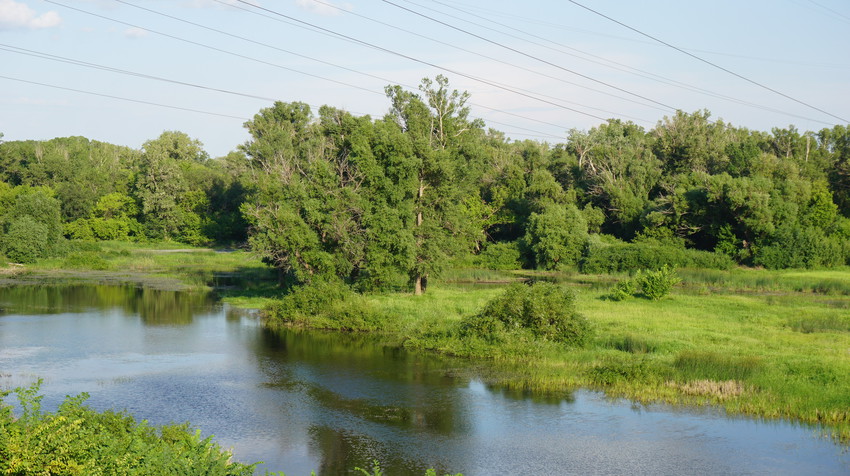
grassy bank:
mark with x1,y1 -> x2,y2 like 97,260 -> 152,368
4,245 -> 849,444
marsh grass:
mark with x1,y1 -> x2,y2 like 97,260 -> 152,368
668,380 -> 744,400
787,314 -> 850,333
679,267 -> 850,295
673,351 -> 762,381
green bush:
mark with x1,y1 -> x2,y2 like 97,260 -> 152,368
462,282 -> 592,346
637,265 -> 680,300
474,241 -> 522,270
3,216 -> 49,263
607,278 -> 638,301
754,225 -> 844,269
62,251 -> 112,270
606,265 -> 679,301
264,279 -> 383,331
523,204 -> 589,270
0,382 -> 256,476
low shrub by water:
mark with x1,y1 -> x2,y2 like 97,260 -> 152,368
61,251 -> 112,270
264,279 -> 384,331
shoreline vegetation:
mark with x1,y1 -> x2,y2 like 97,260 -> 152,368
2,242 -> 848,447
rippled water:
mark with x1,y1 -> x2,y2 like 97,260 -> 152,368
0,284 -> 847,475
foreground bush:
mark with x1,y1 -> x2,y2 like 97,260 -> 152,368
0,383 -> 255,476
461,282 -> 592,346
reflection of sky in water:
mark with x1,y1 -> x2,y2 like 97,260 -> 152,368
0,285 -> 848,476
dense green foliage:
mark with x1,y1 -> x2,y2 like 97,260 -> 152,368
0,134 -> 247,257
1,81 -> 849,283
0,383 -> 256,476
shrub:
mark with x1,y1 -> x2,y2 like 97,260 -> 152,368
607,278 -> 638,301
462,282 -> 592,346
636,265 -> 680,300
0,382 -> 256,476
586,358 -> 650,385
475,241 -> 522,270
754,225 -> 844,269
264,279 -> 383,331
606,265 -> 679,301
62,251 -> 112,270
3,216 -> 49,263
523,204 -> 589,270
581,240 -> 733,274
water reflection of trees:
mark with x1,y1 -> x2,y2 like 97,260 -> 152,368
248,327 -> 578,474
249,328 -> 466,473
0,285 -> 214,326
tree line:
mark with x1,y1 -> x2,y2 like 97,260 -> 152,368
1,76 -> 849,292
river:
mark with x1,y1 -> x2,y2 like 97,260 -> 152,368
0,284 -> 847,475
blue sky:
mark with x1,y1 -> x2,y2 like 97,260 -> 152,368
1,0 -> 848,157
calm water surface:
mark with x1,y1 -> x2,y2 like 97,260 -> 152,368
0,284 -> 847,475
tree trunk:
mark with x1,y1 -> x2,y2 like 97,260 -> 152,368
413,178 -> 426,295
413,274 -> 427,295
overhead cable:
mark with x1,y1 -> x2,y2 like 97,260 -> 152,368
565,0 -> 848,124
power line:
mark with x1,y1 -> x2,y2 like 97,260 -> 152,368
42,0 -> 583,138
0,74 -> 249,120
113,0 -> 579,134
43,0 -> 386,98
420,0 -> 835,126
565,0 -> 848,124
447,0 -> 849,70
228,0 -> 612,122
0,43 -> 278,103
380,0 -> 677,112
308,0 -> 663,117
1,42 -> 570,140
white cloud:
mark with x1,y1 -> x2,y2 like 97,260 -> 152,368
0,0 -> 61,30
295,0 -> 351,16
124,26 -> 148,38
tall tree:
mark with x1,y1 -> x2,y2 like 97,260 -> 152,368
385,75 -> 484,294
135,131 -> 207,241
